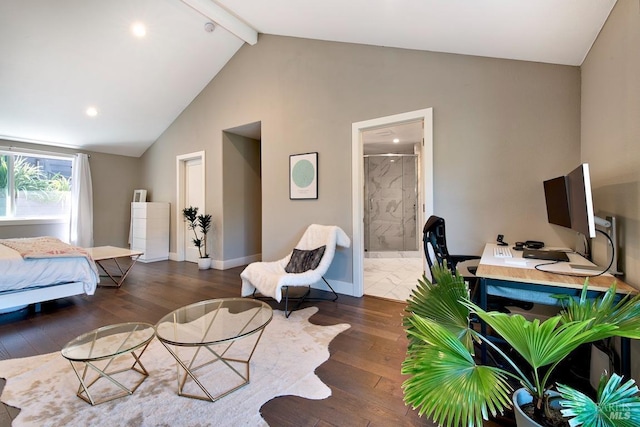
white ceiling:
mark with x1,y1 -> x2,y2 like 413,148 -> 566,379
363,121 -> 423,155
0,0 -> 616,157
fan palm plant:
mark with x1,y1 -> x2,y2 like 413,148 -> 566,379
402,266 -> 640,427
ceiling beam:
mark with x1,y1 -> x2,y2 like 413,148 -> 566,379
180,0 -> 258,45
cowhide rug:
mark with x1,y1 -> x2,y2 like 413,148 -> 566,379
0,307 -> 349,426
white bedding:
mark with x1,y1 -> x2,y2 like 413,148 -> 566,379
0,243 -> 99,295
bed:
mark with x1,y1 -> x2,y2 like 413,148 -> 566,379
0,237 -> 99,313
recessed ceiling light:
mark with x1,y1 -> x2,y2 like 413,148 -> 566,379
86,107 -> 98,117
393,138 -> 400,143
131,22 -> 146,38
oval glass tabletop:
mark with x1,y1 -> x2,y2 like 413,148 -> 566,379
155,298 -> 273,346
61,322 -> 155,362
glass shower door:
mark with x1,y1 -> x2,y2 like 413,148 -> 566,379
364,155 -> 417,252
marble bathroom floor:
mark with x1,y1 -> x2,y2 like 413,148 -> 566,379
363,256 -> 425,301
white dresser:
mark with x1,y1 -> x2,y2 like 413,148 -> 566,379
130,202 -> 169,263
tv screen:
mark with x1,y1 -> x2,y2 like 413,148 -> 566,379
543,176 -> 571,228
566,163 -> 597,238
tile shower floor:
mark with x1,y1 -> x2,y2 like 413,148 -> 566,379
363,255 -> 425,301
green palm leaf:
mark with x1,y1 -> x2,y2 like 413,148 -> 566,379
402,315 -> 513,427
558,373 -> 640,427
469,304 -> 614,370
558,281 -> 640,340
465,302 -> 617,398
403,267 -> 640,427
405,265 -> 473,350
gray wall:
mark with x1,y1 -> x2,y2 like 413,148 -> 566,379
581,0 -> 640,381
89,151 -> 141,247
141,34 -> 581,288
222,132 -> 262,262
0,139 -> 140,247
582,0 -> 640,287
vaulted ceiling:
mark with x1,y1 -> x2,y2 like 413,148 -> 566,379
0,0 -> 616,157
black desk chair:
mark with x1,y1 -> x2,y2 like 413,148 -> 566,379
423,215 -> 532,312
423,215 -> 480,288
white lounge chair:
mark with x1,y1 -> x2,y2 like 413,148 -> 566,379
240,224 -> 351,317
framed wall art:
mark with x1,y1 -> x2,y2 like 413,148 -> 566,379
289,152 -> 318,199
133,189 -> 147,203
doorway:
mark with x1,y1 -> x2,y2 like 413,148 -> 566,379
221,121 -> 262,269
176,151 -> 206,263
351,108 -> 434,298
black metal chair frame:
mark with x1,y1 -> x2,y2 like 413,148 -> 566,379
423,215 -> 533,311
423,215 -> 480,285
252,276 -> 338,318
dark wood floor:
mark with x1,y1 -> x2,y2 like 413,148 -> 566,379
0,260 -> 512,426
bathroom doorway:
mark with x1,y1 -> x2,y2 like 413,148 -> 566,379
362,122 -> 423,300
351,108 -> 434,300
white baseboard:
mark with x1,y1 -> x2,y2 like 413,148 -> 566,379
215,254 -> 262,270
138,256 -> 169,263
169,253 -> 262,270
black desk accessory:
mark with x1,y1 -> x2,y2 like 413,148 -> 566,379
522,249 -> 569,262
513,240 -> 545,251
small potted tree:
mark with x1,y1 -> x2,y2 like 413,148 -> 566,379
402,266 -> 640,427
182,206 -> 212,270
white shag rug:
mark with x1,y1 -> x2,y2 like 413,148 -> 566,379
0,307 -> 349,427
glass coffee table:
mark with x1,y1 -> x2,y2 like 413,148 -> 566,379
61,322 -> 155,405
155,298 -> 273,402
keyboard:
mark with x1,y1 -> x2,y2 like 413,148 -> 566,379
493,246 -> 513,258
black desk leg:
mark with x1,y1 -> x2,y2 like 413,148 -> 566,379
622,337 -> 631,379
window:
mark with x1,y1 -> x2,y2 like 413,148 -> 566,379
0,152 -> 73,220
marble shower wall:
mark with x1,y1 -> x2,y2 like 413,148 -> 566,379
364,155 -> 418,252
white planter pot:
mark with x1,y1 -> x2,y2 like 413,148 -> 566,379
513,388 -> 563,427
197,257 -> 211,270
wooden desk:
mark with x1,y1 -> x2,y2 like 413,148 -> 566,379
86,246 -> 143,288
477,244 -> 636,295
476,243 -> 638,377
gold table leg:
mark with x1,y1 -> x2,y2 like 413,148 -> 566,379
68,341 -> 151,405
160,327 -> 266,402
96,254 -> 141,288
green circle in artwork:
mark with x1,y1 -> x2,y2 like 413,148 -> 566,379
292,159 -> 315,188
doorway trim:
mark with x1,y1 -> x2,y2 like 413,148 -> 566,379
351,108 -> 434,297
175,151 -> 206,261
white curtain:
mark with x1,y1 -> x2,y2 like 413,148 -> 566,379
70,153 -> 93,247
